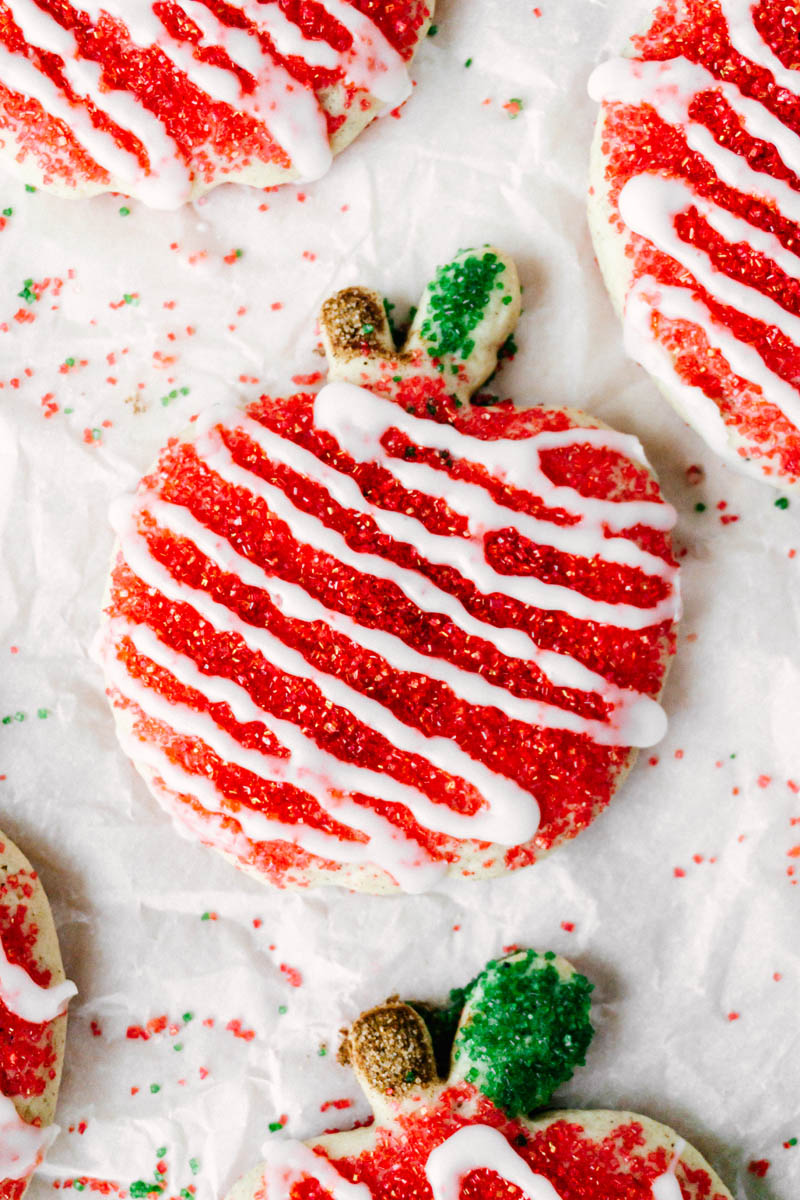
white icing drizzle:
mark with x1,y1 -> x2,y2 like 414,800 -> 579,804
627,276 -> 800,442
426,1126 -> 564,1200
192,412 -> 658,702
651,1137 -> 687,1200
201,400 -> 676,631
256,1126 -> 689,1200
624,278 -> 743,466
2,0 -> 192,206
589,56 -> 800,224
105,610 -> 537,847
259,1140 -> 372,1200
0,929 -> 76,1025
108,501 -> 542,845
619,174 -> 800,405
589,3 -> 800,448
103,384 -> 677,885
0,0 -> 411,204
107,644 -> 446,894
116,493 -> 664,747
718,0 -> 800,96
0,1094 -> 57,1182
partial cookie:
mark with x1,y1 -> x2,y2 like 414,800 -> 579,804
97,248 -> 680,894
589,0 -> 800,489
0,0 -> 434,207
225,951 -> 734,1200
0,831 -> 75,1198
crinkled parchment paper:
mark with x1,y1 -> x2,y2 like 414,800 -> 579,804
0,2 -> 797,1199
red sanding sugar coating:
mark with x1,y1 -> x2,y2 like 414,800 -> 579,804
0,0 -> 429,190
597,0 -> 800,481
270,1086 -> 727,1200
0,871 -> 56,1104
103,385 -> 677,889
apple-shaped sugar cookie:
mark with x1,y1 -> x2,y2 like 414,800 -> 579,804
589,0 -> 800,489
0,0 -> 433,207
225,951 -> 733,1200
97,248 -> 680,894
0,831 -> 75,1198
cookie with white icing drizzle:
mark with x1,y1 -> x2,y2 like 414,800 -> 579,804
0,0 -> 433,207
96,247 -> 680,894
224,951 -> 733,1200
0,830 -> 76,1199
589,0 -> 800,489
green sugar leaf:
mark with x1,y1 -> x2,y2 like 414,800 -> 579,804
453,950 -> 594,1116
421,252 -> 507,362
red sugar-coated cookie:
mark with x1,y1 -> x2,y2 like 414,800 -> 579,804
589,0 -> 800,490
97,249 -> 680,894
224,952 -> 733,1200
0,833 -> 75,1199
0,0 -> 433,206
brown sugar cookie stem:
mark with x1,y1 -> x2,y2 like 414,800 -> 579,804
341,1002 -> 439,1111
320,288 -> 396,365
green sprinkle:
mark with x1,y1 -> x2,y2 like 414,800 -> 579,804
236,248 -> 243,258
392,375 -> 402,383
361,323 -> 374,335
182,1012 -> 194,1023
74,1184 -> 86,1193
775,497 -> 790,509
181,1190 -> 194,1199
180,386 -> 190,395
149,1083 -> 161,1094
189,1158 -> 200,1175
64,407 -> 74,414
427,23 -> 438,35
24,184 -> 36,192
501,295 -> 512,305
382,298 -> 401,345
65,357 -> 75,367
37,708 -> 49,719
464,57 -> 473,67
278,1004 -> 288,1014
156,1147 -> 167,1159
498,333 -> 518,361
119,206 -> 131,216
14,712 -> 24,722
268,1121 -> 284,1132
1,716 -> 10,725
694,502 -> 706,512
403,1069 -> 417,1082
17,279 -> 37,304
788,1138 -> 798,1147
201,911 -> 211,921
129,1183 -> 162,1198
173,1043 -> 183,1051
123,293 -> 139,305
421,251 -> 507,362
318,1046 -> 327,1056
2,207 -> 12,217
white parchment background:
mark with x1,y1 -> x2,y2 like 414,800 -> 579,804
0,2 -> 797,1199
